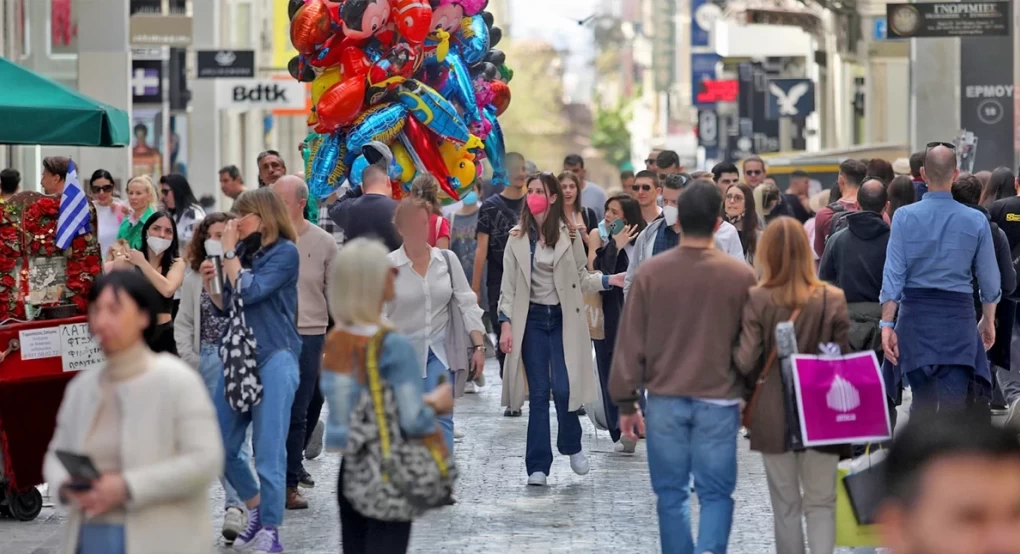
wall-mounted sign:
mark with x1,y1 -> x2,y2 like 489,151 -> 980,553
696,79 -> 738,105
131,59 -> 163,104
197,50 -> 256,79
217,79 -> 306,110
652,0 -> 677,93
691,0 -> 723,47
130,14 -> 193,46
60,322 -> 105,372
691,54 -> 721,107
697,110 -> 720,160
886,2 -> 1011,38
767,78 -> 816,118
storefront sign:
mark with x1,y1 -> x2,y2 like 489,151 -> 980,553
696,79 -> 738,105
19,328 -> 60,360
692,0 -> 722,47
131,59 -> 163,104
767,78 -> 816,118
60,322 -> 105,372
691,54 -> 721,107
886,2 -> 1011,38
217,79 -> 307,110
130,14 -> 193,47
698,110 -> 720,160
960,35 -> 1015,171
197,50 -> 256,79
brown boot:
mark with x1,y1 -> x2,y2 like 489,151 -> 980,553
286,487 -> 308,510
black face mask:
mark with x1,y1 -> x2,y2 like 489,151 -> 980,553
240,232 -> 262,261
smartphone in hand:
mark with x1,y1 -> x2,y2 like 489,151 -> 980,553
56,450 -> 100,490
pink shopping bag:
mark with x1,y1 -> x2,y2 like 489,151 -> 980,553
791,351 -> 892,447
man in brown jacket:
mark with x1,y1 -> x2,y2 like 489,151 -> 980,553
610,180 -> 757,554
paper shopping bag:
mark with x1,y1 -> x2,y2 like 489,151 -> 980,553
835,467 -> 884,547
583,293 -> 605,340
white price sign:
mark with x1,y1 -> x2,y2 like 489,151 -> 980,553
59,323 -> 106,372
19,328 -> 61,360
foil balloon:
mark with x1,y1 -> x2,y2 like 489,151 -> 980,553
443,49 -> 482,131
392,0 -> 432,45
455,0 -> 488,16
439,140 -> 478,199
308,131 -> 348,199
456,14 -> 490,65
289,0 -> 307,20
309,34 -> 348,68
489,26 -> 502,47
347,155 -> 370,187
288,56 -> 317,82
396,80 -> 472,145
389,140 -> 417,183
340,0 -> 393,41
430,0 -> 463,32
482,108 -> 507,187
303,132 -> 323,177
489,79 -> 510,116
311,65 -> 343,106
315,78 -> 368,132
291,0 -> 332,55
344,103 -> 409,166
401,118 -> 459,200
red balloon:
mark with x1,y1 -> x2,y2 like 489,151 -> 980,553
308,34 -> 347,68
490,80 -> 511,116
404,117 -> 459,200
392,0 -> 432,45
316,79 -> 368,132
290,0 -> 332,54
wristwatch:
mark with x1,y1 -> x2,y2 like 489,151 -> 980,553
224,249 -> 237,260
879,320 -> 895,329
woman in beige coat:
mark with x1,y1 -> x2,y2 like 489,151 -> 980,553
498,172 -> 624,486
44,270 -> 223,554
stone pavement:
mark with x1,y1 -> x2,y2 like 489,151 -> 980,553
4,358 -> 833,554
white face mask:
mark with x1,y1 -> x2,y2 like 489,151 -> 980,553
663,205 -> 678,227
204,239 -> 223,257
147,236 -> 172,255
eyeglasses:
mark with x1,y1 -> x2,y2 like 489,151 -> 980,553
630,184 -> 654,192
645,159 -> 657,166
725,194 -> 743,201
745,169 -> 763,176
92,185 -> 113,194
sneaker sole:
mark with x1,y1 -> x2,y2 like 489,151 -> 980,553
286,503 -> 309,510
304,421 -> 325,460
298,482 -> 314,489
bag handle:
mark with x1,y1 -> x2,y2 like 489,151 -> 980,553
434,215 -> 444,240
743,307 -> 802,429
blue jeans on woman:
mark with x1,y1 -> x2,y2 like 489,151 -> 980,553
77,523 -> 124,554
199,344 -> 250,508
213,348 -> 299,527
521,303 -> 582,476
425,349 -> 454,452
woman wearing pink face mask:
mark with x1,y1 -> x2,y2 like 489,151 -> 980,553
498,172 -> 625,486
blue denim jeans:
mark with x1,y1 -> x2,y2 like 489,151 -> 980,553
906,364 -> 971,415
287,333 -> 326,487
76,523 -> 124,554
199,344 -> 249,508
645,395 -> 740,554
214,348 -> 299,527
425,349 -> 454,452
521,303 -> 582,475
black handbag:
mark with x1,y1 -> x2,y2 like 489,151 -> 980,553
842,457 -> 885,525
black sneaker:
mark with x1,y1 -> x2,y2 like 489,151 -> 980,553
503,407 -> 522,417
299,469 -> 315,489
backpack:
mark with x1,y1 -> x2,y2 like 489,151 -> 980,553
342,329 -> 458,521
824,202 -> 851,243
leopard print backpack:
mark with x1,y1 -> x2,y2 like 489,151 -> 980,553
342,330 -> 458,521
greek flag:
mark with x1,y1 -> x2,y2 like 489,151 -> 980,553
55,159 -> 90,250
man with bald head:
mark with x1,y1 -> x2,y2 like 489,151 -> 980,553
271,175 -> 339,510
880,143 -> 1001,415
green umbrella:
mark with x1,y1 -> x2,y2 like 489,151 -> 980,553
0,57 -> 130,147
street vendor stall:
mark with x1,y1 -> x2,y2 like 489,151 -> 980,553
0,57 -> 128,521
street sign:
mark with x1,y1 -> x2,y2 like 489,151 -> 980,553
698,110 -> 720,159
886,2 -> 1011,38
691,53 -> 721,107
217,79 -> 306,110
131,59 -> 163,104
874,18 -> 887,40
197,50 -> 256,79
692,0 -> 722,47
767,78 -> 816,119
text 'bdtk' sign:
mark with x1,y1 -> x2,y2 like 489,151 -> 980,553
886,1 -> 1011,38
217,80 -> 306,110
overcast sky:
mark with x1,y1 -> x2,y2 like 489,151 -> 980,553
509,0 -> 598,103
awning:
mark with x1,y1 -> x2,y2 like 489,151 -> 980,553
0,57 -> 130,147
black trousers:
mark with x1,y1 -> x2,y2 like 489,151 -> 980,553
337,462 -> 412,554
487,283 -> 505,377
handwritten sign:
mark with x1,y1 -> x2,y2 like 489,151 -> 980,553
60,323 -> 105,372
19,327 -> 61,360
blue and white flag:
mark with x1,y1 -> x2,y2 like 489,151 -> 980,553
55,159 -> 90,250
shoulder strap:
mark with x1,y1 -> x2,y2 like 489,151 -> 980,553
366,329 -> 394,472
759,307 -> 802,383
440,249 -> 455,290
434,214 -> 444,237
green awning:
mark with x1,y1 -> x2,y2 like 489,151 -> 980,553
0,57 -> 130,147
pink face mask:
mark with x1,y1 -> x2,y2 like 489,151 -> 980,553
526,193 -> 549,216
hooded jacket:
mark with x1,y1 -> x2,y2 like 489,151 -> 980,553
965,203 -> 1017,369
818,210 -> 889,304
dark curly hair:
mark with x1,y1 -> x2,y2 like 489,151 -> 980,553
186,212 -> 236,272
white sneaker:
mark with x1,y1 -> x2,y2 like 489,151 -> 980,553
614,436 -> 637,454
221,506 -> 246,544
474,371 -> 486,387
454,427 -> 466,439
464,381 -> 477,394
527,472 -> 547,486
569,452 -> 590,475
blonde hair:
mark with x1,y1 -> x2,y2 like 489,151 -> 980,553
410,174 -> 443,215
232,187 -> 297,247
756,217 -> 823,308
329,239 -> 391,326
126,175 -> 158,210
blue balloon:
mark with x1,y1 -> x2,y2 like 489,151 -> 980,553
308,131 -> 346,199
458,15 -> 491,65
343,103 -> 409,168
348,155 -> 370,188
445,49 -> 482,128
482,107 -> 507,187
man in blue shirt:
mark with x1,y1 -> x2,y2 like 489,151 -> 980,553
880,143 -> 1001,414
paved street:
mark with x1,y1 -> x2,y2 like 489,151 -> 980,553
5,359 -> 803,553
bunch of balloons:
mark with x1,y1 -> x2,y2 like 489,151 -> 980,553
288,0 -> 513,203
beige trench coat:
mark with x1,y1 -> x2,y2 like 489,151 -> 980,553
499,223 -> 605,412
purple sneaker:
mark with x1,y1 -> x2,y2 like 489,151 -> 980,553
252,526 -> 284,554
233,506 -> 262,548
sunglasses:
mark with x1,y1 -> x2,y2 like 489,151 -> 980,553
92,185 -> 114,194
926,141 -> 956,150
630,184 -> 655,192
645,159 -> 657,166
745,169 -> 763,176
